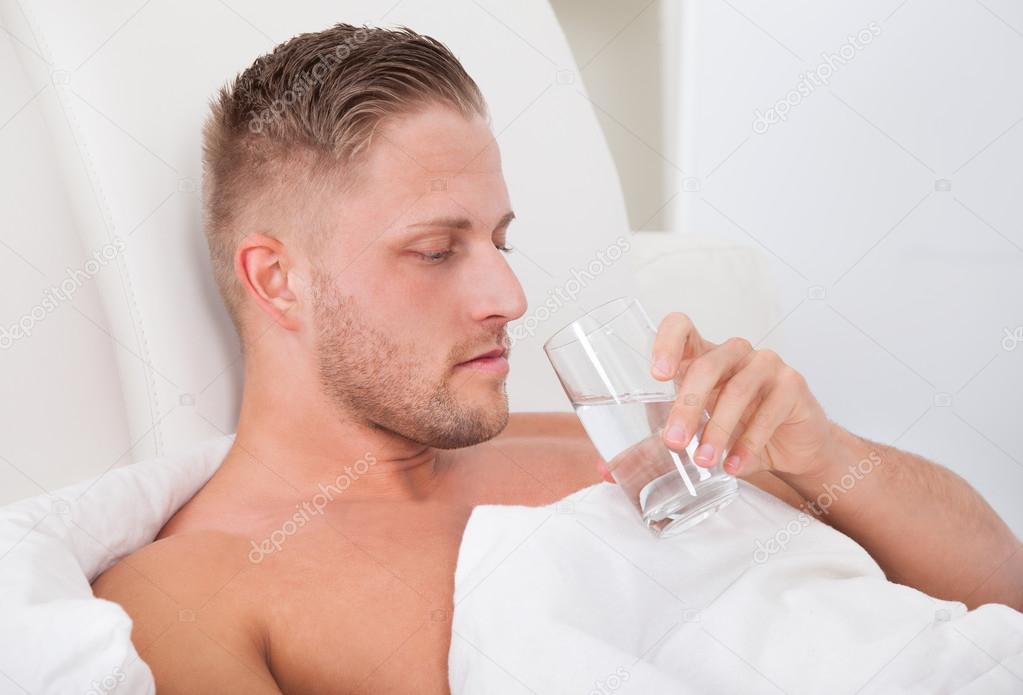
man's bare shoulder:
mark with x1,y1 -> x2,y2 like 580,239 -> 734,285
92,529 -> 255,619
92,530 -> 280,693
501,411 -> 588,439
478,412 -> 603,503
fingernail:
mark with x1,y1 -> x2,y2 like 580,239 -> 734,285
654,358 -> 673,378
665,424 -> 686,446
694,443 -> 716,464
725,455 -> 742,474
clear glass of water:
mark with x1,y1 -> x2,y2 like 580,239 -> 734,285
543,297 -> 738,536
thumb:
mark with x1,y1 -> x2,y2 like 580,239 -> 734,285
596,459 -> 616,484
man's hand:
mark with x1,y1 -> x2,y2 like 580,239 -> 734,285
648,311 -> 833,480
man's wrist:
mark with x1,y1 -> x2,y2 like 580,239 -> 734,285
776,421 -> 848,487
776,422 -> 880,518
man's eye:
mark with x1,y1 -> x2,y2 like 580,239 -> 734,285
416,250 -> 453,263
413,245 -> 511,263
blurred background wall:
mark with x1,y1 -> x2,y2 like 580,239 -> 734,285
554,0 -> 1023,532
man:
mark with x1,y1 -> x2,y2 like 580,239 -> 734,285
92,23 -> 1022,694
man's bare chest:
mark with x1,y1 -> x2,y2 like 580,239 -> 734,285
253,502 -> 472,694
168,436 -> 600,692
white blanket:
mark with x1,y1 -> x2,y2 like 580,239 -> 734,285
1,436 -> 1021,694
450,481 -> 1023,694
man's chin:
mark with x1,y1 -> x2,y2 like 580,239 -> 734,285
426,395 -> 509,450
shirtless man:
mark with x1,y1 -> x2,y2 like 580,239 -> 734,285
91,23 -> 1022,694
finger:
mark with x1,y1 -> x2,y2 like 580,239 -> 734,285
650,312 -> 704,381
596,458 -> 615,484
724,367 -> 803,476
663,337 -> 753,454
697,351 -> 777,468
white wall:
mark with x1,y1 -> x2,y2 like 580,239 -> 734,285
666,0 -> 1023,534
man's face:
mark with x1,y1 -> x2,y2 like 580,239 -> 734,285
306,103 -> 527,448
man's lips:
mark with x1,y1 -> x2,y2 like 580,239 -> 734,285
455,347 -> 509,373
464,348 -> 505,362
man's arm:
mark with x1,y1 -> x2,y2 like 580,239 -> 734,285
778,423 -> 1023,611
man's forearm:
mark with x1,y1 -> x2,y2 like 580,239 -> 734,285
777,422 -> 1022,611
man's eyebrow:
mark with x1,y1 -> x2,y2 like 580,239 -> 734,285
406,211 -> 515,232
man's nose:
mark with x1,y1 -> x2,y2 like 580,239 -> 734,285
469,244 -> 527,323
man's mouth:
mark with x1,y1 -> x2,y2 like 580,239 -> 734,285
455,346 -> 509,374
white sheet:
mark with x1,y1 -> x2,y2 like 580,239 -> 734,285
450,480 -> 1023,694
2,437 -> 1020,694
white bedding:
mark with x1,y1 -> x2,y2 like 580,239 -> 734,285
451,481 -> 1023,693
1,435 -> 1020,694
0,434 -> 234,695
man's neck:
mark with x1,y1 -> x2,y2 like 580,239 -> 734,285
223,366 -> 453,506
233,425 -> 448,502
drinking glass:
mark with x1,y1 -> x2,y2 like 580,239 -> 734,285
544,297 -> 738,536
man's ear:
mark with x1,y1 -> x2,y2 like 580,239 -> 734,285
235,233 -> 302,331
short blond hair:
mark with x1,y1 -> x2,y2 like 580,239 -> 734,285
201,23 -> 487,340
